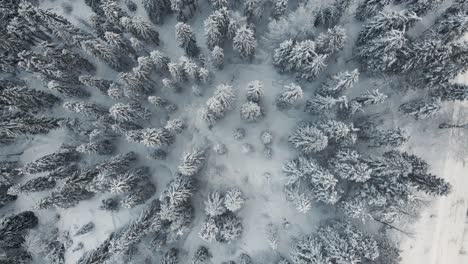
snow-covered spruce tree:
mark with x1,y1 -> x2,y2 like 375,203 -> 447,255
79,75 -> 115,95
224,189 -> 244,212
96,151 -> 137,173
314,0 -> 352,27
265,223 -> 279,250
205,191 -> 227,217
246,80 -> 264,103
132,128 -> 174,148
283,156 -> 339,205
433,83 -> 468,102
244,0 -> 266,22
168,61 -> 187,82
0,86 -> 59,111
211,45 -> 224,69
0,112 -> 62,138
358,29 -> 408,73
24,148 -> 80,174
108,167 -> 150,194
233,25 -> 257,60
273,39 -> 294,73
48,80 -> 89,98
0,187 -> 17,209
63,101 -> 106,117
316,120 -> 355,143
0,211 -> 38,251
104,31 -> 135,55
199,217 -> 219,242
355,0 -> 392,21
272,0 -> 288,20
76,140 -> 114,155
161,248 -> 179,264
289,124 -> 328,154
432,6 -> 468,43
143,0 -> 171,24
319,69 -> 359,96
240,101 -> 264,122
0,160 -> 24,187
109,102 -> 151,123
175,22 -> 199,57
120,16 -> 160,45
178,149 -> 206,176
164,118 -> 185,134
150,50 -> 170,72
121,181 -> 156,208
81,40 -> 121,70
304,95 -> 347,114
358,10 -> 420,45
399,98 -> 442,120
342,89 -> 388,116
406,0 -> 443,16
7,176 -> 56,195
316,26 -> 347,54
328,149 -> 372,182
204,8 -> 230,50
163,78 -> 182,93
201,84 -> 236,125
369,127 -> 409,147
191,246 -> 212,264
275,83 -> 303,109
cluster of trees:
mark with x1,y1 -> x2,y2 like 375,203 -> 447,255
199,189 -> 245,243
79,148 -> 205,263
273,25 -> 346,80
0,211 -> 39,263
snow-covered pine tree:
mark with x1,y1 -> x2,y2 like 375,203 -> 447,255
175,22 -> 199,57
211,45 -> 225,69
355,0 -> 392,21
224,189 -> 244,212
7,176 -> 56,195
240,101 -> 264,122
150,50 -> 170,71
109,102 -> 151,123
121,16 -> 160,45
370,127 -> 409,147
121,181 -> 156,208
272,0 -> 288,20
0,86 -> 59,111
161,248 -> 179,264
0,113 -> 61,138
76,140 -> 114,155
319,69 -> 359,96
63,101 -> 107,117
244,0 -> 265,22
48,80 -> 89,98
163,78 -> 182,93
275,83 -> 303,109
399,98 -> 442,120
81,40 -> 121,70
104,31 -> 135,56
273,39 -> 294,72
233,25 -> 257,60
358,29 -> 408,73
304,95 -> 347,114
143,0 -> 171,24
328,149 -> 372,182
289,124 -> 328,154
265,223 -> 279,250
191,246 -> 212,264
0,211 -> 38,250
358,10 -> 420,45
204,8 -> 230,50
434,83 -> 468,102
315,0 -> 352,27
201,84 -> 237,125
432,7 -> 468,43
178,149 -> 206,176
24,148 -> 80,174
246,80 -> 264,103
204,191 -> 227,217
138,128 -> 175,148
316,26 -> 347,54
79,75 -> 115,95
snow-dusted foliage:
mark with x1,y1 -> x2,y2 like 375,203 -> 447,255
178,149 -> 206,176
0,1 -> 460,263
